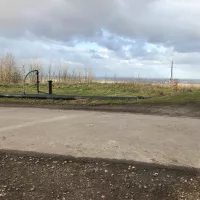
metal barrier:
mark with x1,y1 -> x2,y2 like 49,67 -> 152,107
24,70 -> 40,94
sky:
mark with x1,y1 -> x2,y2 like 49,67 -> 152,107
0,0 -> 200,79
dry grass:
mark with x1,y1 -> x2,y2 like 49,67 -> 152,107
0,53 -> 23,84
1,81 -> 200,98
178,83 -> 200,88
0,53 -> 95,85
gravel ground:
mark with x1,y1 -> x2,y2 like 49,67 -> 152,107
0,151 -> 200,200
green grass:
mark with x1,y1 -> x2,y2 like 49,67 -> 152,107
0,82 -> 200,105
0,92 -> 200,105
139,91 -> 200,104
0,82 -> 196,96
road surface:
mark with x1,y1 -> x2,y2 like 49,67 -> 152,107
0,107 -> 199,168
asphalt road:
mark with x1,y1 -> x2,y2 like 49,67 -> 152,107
0,107 -> 200,168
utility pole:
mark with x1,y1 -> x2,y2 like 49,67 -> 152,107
170,52 -> 174,82
170,60 -> 174,81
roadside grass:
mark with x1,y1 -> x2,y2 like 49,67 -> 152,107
138,91 -> 200,104
0,82 -> 198,97
0,83 -> 200,105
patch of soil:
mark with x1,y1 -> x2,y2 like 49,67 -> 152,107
0,150 -> 200,200
0,102 -> 200,118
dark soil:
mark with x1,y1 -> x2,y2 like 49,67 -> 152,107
0,150 -> 200,200
1,102 -> 200,118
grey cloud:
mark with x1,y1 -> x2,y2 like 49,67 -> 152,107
0,0 -> 114,40
1,35 -> 200,78
174,52 -> 200,65
1,0 -> 200,78
88,49 -> 104,59
0,37 -> 113,76
0,0 -> 200,53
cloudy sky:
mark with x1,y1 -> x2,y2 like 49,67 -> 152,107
0,0 -> 200,78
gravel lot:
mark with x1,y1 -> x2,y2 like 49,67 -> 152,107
0,151 -> 200,200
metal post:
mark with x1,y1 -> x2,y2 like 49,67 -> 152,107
48,80 -> 53,95
171,60 -> 174,81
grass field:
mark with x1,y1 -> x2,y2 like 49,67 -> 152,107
0,82 -> 200,105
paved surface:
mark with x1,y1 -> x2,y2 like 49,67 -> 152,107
0,107 -> 200,168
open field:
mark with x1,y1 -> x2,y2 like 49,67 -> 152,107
0,82 -> 200,105
0,82 -> 183,96
1,53 -> 200,106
